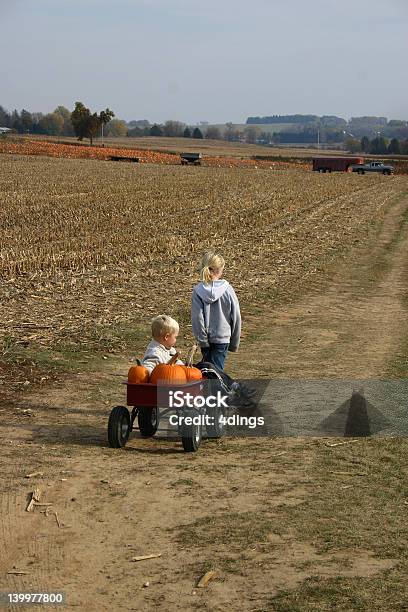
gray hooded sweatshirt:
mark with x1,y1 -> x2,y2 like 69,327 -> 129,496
191,280 -> 241,351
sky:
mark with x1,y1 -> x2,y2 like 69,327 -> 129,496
1,0 -> 407,124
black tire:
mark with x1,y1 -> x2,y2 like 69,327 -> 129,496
108,406 -> 130,448
206,405 -> 225,439
181,412 -> 202,452
138,406 -> 159,437
383,170 -> 391,175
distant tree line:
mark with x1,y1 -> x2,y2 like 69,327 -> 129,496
246,114 -> 408,140
345,135 -> 408,155
0,106 -> 209,141
0,103 -> 114,143
2,103 -> 408,149
130,120 -> 204,139
0,104 -> 75,136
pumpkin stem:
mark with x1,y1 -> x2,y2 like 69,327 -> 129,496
167,352 -> 179,365
186,344 -> 198,367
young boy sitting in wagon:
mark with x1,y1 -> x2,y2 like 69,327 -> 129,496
141,314 -> 255,405
141,315 -> 185,374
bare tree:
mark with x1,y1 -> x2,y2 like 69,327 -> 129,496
206,126 -> 221,140
163,120 -> 185,137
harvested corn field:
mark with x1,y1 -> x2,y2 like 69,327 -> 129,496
1,154 -> 406,366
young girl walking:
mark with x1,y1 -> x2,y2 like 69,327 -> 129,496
191,251 -> 255,403
191,251 -> 240,370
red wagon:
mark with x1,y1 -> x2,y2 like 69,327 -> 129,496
107,378 -> 225,452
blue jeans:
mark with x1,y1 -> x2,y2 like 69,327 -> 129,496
200,343 -> 229,371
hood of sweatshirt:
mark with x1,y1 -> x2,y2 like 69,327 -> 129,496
195,280 -> 230,304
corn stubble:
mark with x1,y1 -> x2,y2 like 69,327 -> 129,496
0,155 -> 404,357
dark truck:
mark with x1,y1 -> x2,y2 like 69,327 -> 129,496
350,161 -> 394,175
312,157 -> 364,173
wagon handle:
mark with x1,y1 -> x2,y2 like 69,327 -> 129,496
185,344 -> 198,367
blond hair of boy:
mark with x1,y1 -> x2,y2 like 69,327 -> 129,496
141,315 -> 183,374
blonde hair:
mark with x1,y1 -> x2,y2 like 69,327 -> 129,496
151,315 -> 179,340
200,251 -> 225,284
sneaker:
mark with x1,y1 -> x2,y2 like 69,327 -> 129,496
237,383 -> 257,400
227,387 -> 238,402
227,383 -> 257,409
226,385 -> 242,409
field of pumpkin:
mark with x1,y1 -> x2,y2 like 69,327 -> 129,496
1,153 -> 407,397
0,139 -> 308,170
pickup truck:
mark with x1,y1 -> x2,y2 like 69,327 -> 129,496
351,161 -> 394,175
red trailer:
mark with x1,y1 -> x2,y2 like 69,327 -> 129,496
313,156 -> 364,173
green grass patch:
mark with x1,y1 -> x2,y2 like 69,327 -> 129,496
271,439 -> 408,558
173,510 -> 276,549
265,572 -> 408,611
386,337 -> 408,377
1,321 -> 147,373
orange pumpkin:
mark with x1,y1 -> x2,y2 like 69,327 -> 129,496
150,353 -> 187,385
128,364 -> 150,384
182,365 -> 202,382
181,344 -> 202,381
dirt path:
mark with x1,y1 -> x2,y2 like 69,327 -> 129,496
231,191 -> 408,379
1,194 -> 408,611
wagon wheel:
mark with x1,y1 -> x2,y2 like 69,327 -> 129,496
181,411 -> 202,452
108,406 -> 131,448
205,405 -> 225,439
138,406 -> 159,437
